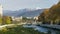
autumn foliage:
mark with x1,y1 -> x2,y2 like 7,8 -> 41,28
38,2 -> 60,24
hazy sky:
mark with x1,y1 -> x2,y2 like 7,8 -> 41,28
0,0 -> 58,10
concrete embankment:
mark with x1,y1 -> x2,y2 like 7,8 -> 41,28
39,24 -> 60,30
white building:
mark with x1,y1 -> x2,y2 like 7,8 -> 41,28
26,17 -> 32,19
34,16 -> 38,20
0,4 -> 3,16
12,16 -> 23,21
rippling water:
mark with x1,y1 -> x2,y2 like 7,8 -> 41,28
23,25 -> 60,34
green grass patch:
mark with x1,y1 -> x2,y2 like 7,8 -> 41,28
0,25 -> 45,34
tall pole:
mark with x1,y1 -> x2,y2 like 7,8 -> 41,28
0,4 -> 3,17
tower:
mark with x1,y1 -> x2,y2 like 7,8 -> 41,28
0,4 -> 3,17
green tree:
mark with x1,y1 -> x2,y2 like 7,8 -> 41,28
3,16 -> 12,24
0,17 -> 2,25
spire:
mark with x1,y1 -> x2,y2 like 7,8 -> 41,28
0,4 -> 3,16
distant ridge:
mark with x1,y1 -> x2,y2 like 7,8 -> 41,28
3,8 -> 45,17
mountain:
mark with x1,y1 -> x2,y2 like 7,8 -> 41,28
3,8 -> 45,17
18,9 -> 44,17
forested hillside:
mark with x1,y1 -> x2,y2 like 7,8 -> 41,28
38,2 -> 60,24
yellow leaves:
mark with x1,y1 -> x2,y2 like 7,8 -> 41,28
43,9 -> 49,15
3,16 -> 12,24
44,9 -> 49,13
0,18 -> 2,23
6,19 -> 11,24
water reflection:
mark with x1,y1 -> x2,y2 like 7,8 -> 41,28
23,25 -> 60,34
34,26 -> 48,33
47,29 -> 60,34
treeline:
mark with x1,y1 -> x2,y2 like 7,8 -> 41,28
0,16 -> 12,25
38,2 -> 60,25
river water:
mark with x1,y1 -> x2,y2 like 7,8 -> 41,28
23,25 -> 60,34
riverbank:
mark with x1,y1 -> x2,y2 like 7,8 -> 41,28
0,24 -> 60,34
0,25 -> 46,34
39,24 -> 60,30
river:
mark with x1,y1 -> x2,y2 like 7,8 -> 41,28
23,24 -> 60,34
